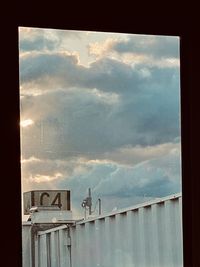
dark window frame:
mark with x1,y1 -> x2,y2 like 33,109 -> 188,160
3,9 -> 199,267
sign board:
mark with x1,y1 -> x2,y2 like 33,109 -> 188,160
23,190 -> 71,215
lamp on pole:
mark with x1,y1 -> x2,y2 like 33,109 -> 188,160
81,188 -> 92,218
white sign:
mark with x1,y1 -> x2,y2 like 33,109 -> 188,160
23,190 -> 71,215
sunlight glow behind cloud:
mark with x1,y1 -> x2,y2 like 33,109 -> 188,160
20,119 -> 34,128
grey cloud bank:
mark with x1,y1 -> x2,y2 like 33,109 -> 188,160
20,56 -> 180,159
111,35 -> 179,59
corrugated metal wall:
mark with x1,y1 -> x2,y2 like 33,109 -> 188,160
36,225 -> 71,267
71,194 -> 183,267
22,223 -> 32,267
31,194 -> 183,267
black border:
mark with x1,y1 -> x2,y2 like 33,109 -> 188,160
2,6 -> 199,267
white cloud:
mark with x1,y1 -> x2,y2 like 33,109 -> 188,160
88,37 -> 121,58
90,88 -> 120,105
88,35 -> 180,68
21,156 -> 41,164
30,172 -> 63,183
103,142 -> 181,166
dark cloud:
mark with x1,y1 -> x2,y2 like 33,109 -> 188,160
20,81 -> 180,161
111,35 -> 179,59
20,54 -> 180,159
20,54 -> 142,94
54,151 -> 181,214
20,36 -> 60,52
20,52 -> 180,99
90,156 -> 180,198
21,90 -> 105,159
19,53 -> 81,86
84,58 -> 141,93
20,51 -> 180,91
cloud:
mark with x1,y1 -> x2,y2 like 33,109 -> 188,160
88,37 -> 120,58
30,173 -> 63,183
90,156 -> 180,198
20,87 -> 122,160
21,156 -> 87,193
57,148 -> 181,213
103,141 -> 181,166
19,48 -> 180,95
19,52 -> 82,89
21,142 -> 181,216
20,52 -> 180,159
19,53 -> 141,94
20,78 -> 180,162
19,27 -> 82,52
19,35 -> 60,52
107,35 -> 179,59
19,28 -> 61,52
88,35 -> 180,68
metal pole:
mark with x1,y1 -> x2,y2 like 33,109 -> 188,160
31,224 -> 37,267
98,198 -> 101,215
88,188 -> 92,215
66,226 -> 72,267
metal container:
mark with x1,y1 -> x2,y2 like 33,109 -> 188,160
71,193 -> 183,267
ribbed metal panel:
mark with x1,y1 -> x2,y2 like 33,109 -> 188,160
22,223 -> 32,267
35,225 -> 71,267
30,194 -> 183,267
72,194 -> 183,267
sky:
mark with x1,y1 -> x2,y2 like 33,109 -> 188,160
19,27 -> 181,220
